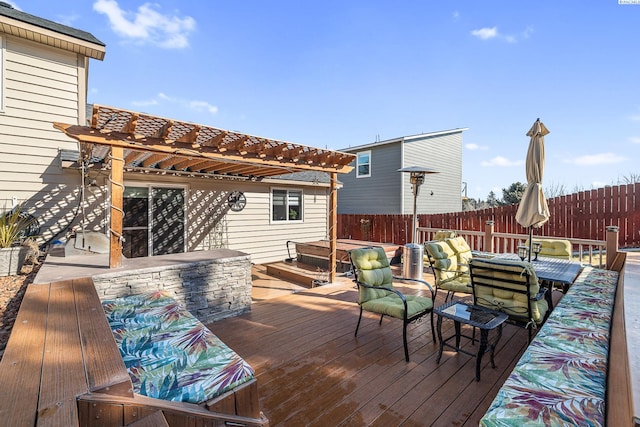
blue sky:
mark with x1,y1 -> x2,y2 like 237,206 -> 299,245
13,0 -> 640,200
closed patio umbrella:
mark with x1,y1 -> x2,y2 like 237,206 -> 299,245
515,118 -> 550,262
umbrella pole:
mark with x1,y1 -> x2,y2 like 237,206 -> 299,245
528,227 -> 533,262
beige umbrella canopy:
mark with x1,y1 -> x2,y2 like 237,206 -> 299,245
515,118 -> 550,261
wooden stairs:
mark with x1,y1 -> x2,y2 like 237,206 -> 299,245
265,260 -> 335,287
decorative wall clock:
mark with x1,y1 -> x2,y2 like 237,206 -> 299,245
227,191 -> 246,212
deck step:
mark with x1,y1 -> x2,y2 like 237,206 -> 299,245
265,261 -> 330,287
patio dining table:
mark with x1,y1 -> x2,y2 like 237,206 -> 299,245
493,253 -> 583,293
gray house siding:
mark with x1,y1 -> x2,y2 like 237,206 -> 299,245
337,143 -> 402,214
401,133 -> 462,214
338,129 -> 465,215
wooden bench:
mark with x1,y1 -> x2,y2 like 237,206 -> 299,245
479,252 -> 632,426
0,278 -> 268,426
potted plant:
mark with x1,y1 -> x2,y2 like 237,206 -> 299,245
0,204 -> 37,276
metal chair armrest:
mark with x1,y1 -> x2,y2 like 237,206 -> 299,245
392,276 -> 435,298
355,280 -> 408,304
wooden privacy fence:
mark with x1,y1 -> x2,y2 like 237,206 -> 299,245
337,183 -> 640,248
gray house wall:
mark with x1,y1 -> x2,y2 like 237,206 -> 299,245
337,142 -> 402,214
338,129 -> 465,215
401,132 -> 463,214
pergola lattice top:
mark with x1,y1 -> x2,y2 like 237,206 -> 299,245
55,105 -> 355,179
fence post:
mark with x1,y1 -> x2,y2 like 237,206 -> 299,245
606,226 -> 619,270
484,220 -> 495,253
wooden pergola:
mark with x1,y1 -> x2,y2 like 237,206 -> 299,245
54,105 -> 355,282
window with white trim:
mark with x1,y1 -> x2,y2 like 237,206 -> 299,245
356,151 -> 371,178
271,188 -> 303,222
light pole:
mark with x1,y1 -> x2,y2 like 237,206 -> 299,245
398,166 -> 439,279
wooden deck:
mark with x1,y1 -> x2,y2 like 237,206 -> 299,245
207,271 -> 543,426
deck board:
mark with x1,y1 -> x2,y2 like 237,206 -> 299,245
207,274 -> 545,426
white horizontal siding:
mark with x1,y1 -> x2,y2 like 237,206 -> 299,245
183,179 -> 329,264
6,79 -> 78,103
0,141 -> 63,158
0,35 -> 84,244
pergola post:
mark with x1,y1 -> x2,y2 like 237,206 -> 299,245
109,146 -> 124,268
328,172 -> 338,283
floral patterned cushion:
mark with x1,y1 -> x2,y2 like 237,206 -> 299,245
480,266 -> 619,427
102,291 -> 255,404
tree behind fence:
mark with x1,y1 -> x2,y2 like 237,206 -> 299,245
337,183 -> 640,248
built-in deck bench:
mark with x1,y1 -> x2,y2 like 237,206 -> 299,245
480,253 -> 631,426
0,278 -> 268,426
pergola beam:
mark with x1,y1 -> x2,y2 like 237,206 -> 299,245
53,105 -> 356,271
54,123 -> 354,174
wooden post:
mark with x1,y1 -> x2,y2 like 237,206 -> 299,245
109,146 -> 124,268
484,220 -> 495,253
606,225 -> 619,270
328,172 -> 338,283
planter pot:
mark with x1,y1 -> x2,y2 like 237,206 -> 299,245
0,246 -> 28,277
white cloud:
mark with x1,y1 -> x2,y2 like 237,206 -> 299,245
465,143 -> 488,150
471,25 -> 533,43
93,0 -> 196,49
452,11 -> 460,21
471,27 -> 498,40
565,153 -> 626,166
629,137 -> 640,144
592,181 -> 607,188
481,156 -> 524,167
131,93 -> 218,116
189,101 -> 218,115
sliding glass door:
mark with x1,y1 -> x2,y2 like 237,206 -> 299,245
123,185 -> 186,258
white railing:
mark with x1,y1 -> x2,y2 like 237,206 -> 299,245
417,226 -> 608,268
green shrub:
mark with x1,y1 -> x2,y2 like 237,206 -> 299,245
0,204 -> 36,249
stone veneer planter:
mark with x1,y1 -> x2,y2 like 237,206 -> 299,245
0,246 -> 28,277
91,249 -> 252,324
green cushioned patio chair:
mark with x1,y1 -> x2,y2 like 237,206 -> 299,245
349,246 -> 436,362
424,240 -> 473,302
468,258 -> 551,342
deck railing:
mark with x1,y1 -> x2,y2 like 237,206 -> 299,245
417,222 -> 615,268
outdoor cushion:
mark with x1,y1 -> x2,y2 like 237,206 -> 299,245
470,258 -> 548,323
102,291 -> 255,404
361,293 -> 433,319
527,238 -> 572,259
425,241 -> 460,283
480,267 -> 619,426
445,236 -> 473,270
350,246 -> 395,303
425,241 -> 472,298
433,230 -> 456,240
